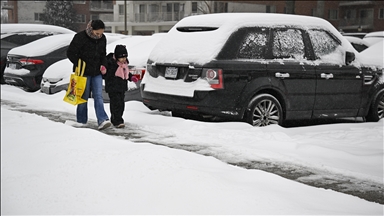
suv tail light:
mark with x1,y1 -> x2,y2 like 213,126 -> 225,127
203,68 -> 224,89
19,58 -> 44,65
129,68 -> 146,80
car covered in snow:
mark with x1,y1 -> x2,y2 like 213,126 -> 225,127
359,40 -> 384,68
362,31 -> 384,46
1,23 -> 75,84
4,33 -> 75,92
141,13 -> 384,126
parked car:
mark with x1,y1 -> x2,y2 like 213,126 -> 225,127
40,58 -> 72,94
141,13 -> 384,127
1,23 -> 75,85
4,33 -> 75,92
362,31 -> 384,46
1,40 -> 18,83
343,36 -> 369,52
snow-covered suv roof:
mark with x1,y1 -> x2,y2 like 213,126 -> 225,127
149,13 -> 355,65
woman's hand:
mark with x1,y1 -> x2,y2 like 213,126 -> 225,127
100,65 -> 106,75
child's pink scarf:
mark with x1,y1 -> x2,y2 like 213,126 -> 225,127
115,57 -> 129,79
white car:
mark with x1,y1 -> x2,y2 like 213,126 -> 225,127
358,40 -> 384,68
362,31 -> 384,46
40,58 -> 72,94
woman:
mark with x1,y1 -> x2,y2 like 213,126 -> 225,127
67,20 -> 111,130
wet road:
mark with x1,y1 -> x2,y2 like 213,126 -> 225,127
2,99 -> 383,204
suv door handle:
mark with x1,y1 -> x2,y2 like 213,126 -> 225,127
275,72 -> 290,78
320,73 -> 334,79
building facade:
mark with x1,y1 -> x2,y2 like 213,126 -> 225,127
1,0 -> 384,34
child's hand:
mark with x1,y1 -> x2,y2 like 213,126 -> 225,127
131,76 -> 139,83
100,65 -> 106,74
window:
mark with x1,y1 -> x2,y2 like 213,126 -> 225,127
311,8 -> 316,16
149,4 -> 159,13
266,5 -> 276,13
360,9 -> 373,19
238,29 -> 268,59
345,9 -> 356,19
328,9 -> 338,20
272,29 -> 305,59
76,14 -> 86,23
214,2 -> 227,13
91,14 -> 99,21
34,13 -> 44,21
359,9 -> 374,25
379,8 -> 384,19
192,2 -> 198,13
119,5 -> 124,15
308,29 -> 341,60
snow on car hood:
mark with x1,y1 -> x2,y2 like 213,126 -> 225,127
8,33 -> 75,56
149,13 -> 357,65
43,58 -> 72,79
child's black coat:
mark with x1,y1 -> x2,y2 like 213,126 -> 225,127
104,52 -> 134,93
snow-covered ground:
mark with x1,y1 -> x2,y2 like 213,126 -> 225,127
1,85 -> 383,215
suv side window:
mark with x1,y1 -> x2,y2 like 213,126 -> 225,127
238,29 -> 268,59
272,28 -> 305,59
308,29 -> 341,60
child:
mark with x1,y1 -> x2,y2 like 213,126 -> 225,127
104,45 -> 138,128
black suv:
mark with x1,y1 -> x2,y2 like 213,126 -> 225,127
141,13 -> 384,126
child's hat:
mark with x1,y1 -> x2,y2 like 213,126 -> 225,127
115,45 -> 128,58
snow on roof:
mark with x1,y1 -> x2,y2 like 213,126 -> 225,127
8,33 -> 75,56
1,23 -> 75,34
149,13 -> 353,65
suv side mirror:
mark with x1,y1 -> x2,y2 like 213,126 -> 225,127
346,51 -> 355,65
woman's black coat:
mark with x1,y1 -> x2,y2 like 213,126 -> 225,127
104,53 -> 134,93
67,30 -> 107,76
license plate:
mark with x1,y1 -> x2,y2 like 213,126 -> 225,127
9,63 -> 17,69
165,67 -> 178,78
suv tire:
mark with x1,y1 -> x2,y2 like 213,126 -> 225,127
246,94 -> 283,127
366,90 -> 384,122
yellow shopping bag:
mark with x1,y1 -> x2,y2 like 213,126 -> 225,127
63,59 -> 87,105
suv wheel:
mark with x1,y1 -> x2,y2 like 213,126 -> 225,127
246,94 -> 283,127
366,90 -> 384,122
